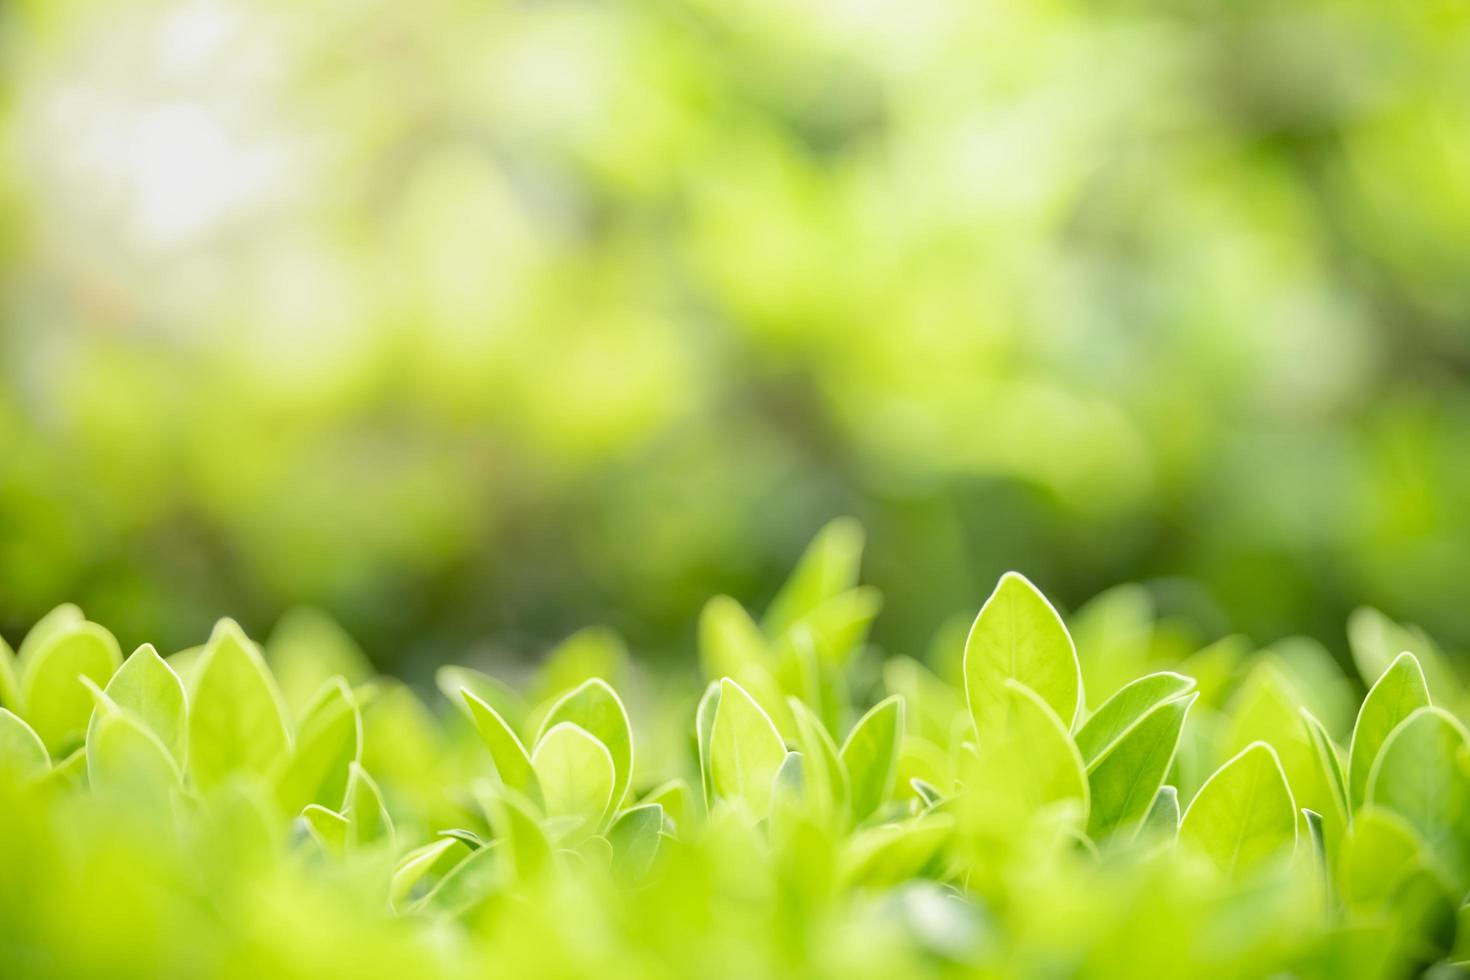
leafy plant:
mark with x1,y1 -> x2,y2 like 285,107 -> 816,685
1,521 -> 1468,978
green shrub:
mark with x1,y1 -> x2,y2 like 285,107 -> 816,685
1,522 -> 1466,978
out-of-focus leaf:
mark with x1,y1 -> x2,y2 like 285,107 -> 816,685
21,619 -> 122,755
607,803 -> 664,883
275,679 -> 360,814
763,517 -> 864,640
1337,805 -> 1425,909
1367,707 -> 1470,891
0,707 -> 49,782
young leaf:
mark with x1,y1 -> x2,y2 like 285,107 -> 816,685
531,722 -> 615,836
462,689 -> 541,805
438,666 -> 529,735
709,678 -> 788,815
99,644 -> 187,764
390,837 -> 461,909
639,779 -> 689,829
841,695 -> 904,825
485,788 -> 553,879
695,681 -> 721,812
1301,708 -> 1349,824
17,603 -> 84,662
0,632 -> 20,713
87,708 -> 181,798
188,619 -> 292,792
1179,742 -> 1297,878
21,620 -> 122,755
275,679 -> 360,814
607,803 -> 664,882
1366,707 -> 1470,891
963,680 -> 1089,830
1349,652 -> 1430,810
536,678 -> 634,816
1075,671 -> 1195,766
1139,784 -> 1181,841
788,696 -> 849,823
763,517 -> 865,640
300,804 -> 350,855
344,761 -> 393,847
1087,692 -> 1195,840
0,707 -> 50,782
964,572 -> 1081,736
1338,805 -> 1426,909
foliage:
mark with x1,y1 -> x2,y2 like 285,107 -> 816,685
1,523 -> 1468,978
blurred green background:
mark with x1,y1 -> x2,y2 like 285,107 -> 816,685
2,0 -> 1468,676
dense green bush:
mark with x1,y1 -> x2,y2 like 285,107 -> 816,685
1,522 -> 1466,978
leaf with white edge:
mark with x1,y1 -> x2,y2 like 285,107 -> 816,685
0,708 -> 49,782
964,572 -> 1081,737
462,689 -> 541,806
710,678 -> 788,815
1087,692 -> 1195,840
1180,742 -> 1297,878
1301,708 -> 1349,823
910,779 -> 942,809
17,604 -> 84,663
87,708 -> 180,799
188,619 -> 292,792
1367,707 -> 1470,891
695,681 -> 721,812
1075,672 -> 1196,766
532,722 -> 615,837
537,678 -> 634,816
763,516 -> 865,640
1139,785 -> 1180,841
300,804 -> 350,855
0,633 -> 20,713
21,620 -> 122,755
391,837 -> 461,909
639,779 -> 689,829
841,695 -> 903,826
607,803 -> 664,883
1350,651 -> 1430,810
344,761 -> 393,847
789,697 -> 848,823
842,814 -> 954,889
98,644 -> 187,765
414,843 -> 506,916
438,666 -> 529,735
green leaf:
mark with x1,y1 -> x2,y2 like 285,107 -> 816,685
1301,708 -> 1350,824
1075,671 -> 1195,766
1348,607 -> 1460,703
438,666 -> 529,736
188,619 -> 291,792
0,707 -> 50,782
1367,707 -> 1470,891
20,620 -> 122,756
390,837 -> 461,909
17,603 -> 84,663
462,689 -> 541,805
266,607 -> 374,720
788,697 -> 849,824
1139,784 -> 1180,841
536,678 -> 634,817
275,678 -> 360,814
300,804 -> 350,856
1350,651 -> 1430,811
964,572 -> 1081,736
1338,805 -> 1426,909
485,788 -> 553,879
638,779 -> 689,829
709,678 -> 788,815
97,644 -> 187,765
1179,742 -> 1297,879
87,706 -> 181,799
607,803 -> 664,882
840,695 -> 903,825
695,681 -> 721,813
842,814 -> 954,889
0,632 -> 20,713
963,680 -> 1089,832
763,517 -> 865,640
530,626 -> 629,707
1087,692 -> 1195,840
531,722 -> 615,837
344,761 -> 393,847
